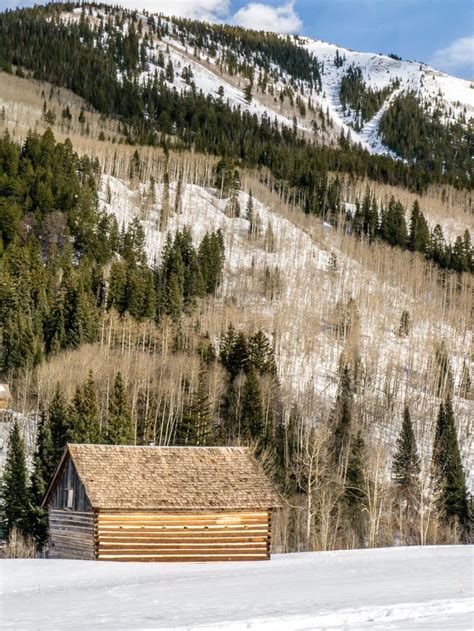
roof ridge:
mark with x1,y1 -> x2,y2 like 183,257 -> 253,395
68,443 -> 248,450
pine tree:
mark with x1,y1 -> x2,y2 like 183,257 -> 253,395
29,411 -> 54,548
245,191 -> 254,222
244,82 -> 253,104
220,329 -> 248,380
408,201 -> 430,253
241,367 -> 264,441
432,398 -> 471,535
165,59 -> 174,82
344,431 -> 367,544
398,310 -> 411,337
332,366 -> 353,467
181,364 -> 213,445
392,407 -> 420,517
248,330 -> 277,376
380,196 -> 407,248
49,383 -> 72,464
105,372 -> 134,445
70,371 -> 100,444
2,420 -> 30,539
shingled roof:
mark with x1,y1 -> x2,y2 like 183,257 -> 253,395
43,444 -> 282,511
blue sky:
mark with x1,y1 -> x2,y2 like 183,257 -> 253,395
1,0 -> 473,78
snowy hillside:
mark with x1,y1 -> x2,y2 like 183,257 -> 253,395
98,175 -> 474,490
61,7 -> 474,158
301,37 -> 474,153
2,546 -> 473,629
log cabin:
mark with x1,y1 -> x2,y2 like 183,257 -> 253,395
41,444 -> 282,562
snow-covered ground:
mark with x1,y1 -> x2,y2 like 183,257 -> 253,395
1,546 -> 473,629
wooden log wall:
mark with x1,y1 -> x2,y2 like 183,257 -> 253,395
48,509 -> 95,560
95,510 -> 271,561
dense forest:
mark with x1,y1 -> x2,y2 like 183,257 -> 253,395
380,92 -> 474,181
0,130 -> 224,372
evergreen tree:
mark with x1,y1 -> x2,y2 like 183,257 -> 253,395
248,330 -> 277,376
380,197 -> 408,248
70,371 -> 101,443
165,58 -> 174,82
392,407 -> 420,510
344,431 -> 367,544
2,420 -> 30,540
432,398 -> 471,536
105,372 -> 134,445
332,366 -> 353,467
240,367 -> 264,441
408,201 -> 430,253
29,411 -> 54,548
49,384 -> 72,464
182,364 -> 214,445
398,310 -> 411,337
245,191 -> 254,222
220,329 -> 248,380
244,82 -> 253,103
429,224 -> 448,268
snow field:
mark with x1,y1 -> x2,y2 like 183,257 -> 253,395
1,546 -> 473,629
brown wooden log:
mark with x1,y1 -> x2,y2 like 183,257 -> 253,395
97,535 -> 268,544
96,518 -> 268,526
97,554 -> 269,562
97,511 -> 267,519
97,524 -> 268,531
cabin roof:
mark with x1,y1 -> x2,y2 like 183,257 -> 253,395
42,444 -> 282,510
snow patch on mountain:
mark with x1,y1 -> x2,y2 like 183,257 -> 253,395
300,37 -> 474,154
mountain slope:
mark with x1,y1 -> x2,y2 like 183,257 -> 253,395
301,37 -> 474,153
30,4 -> 474,157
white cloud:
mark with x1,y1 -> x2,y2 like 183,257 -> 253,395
233,2 -> 302,34
430,36 -> 474,78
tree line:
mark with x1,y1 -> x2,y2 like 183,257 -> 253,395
348,191 -> 472,274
